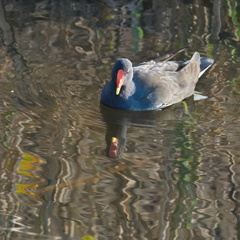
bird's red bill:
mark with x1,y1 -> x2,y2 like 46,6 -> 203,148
116,69 -> 124,95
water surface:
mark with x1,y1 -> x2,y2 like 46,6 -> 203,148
0,0 -> 240,239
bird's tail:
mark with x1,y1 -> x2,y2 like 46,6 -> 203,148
199,57 -> 214,77
184,55 -> 214,78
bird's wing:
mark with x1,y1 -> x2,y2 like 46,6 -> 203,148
131,52 -> 201,108
153,46 -> 190,62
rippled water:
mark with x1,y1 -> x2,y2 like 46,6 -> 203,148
0,0 -> 240,239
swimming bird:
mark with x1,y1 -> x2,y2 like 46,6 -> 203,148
100,47 -> 214,111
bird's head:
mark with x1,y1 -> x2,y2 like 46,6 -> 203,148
112,58 -> 133,95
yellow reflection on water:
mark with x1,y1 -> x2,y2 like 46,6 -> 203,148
16,153 -> 46,201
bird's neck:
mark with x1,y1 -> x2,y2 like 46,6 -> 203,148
121,80 -> 136,99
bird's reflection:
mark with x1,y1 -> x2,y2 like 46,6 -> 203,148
101,95 -> 198,159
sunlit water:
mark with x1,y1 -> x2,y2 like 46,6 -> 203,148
0,0 -> 240,239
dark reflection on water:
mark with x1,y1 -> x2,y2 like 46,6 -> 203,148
100,97 -> 197,159
0,0 -> 240,239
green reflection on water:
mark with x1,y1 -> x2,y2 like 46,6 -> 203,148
227,0 -> 240,40
169,106 -> 200,236
130,1 -> 143,52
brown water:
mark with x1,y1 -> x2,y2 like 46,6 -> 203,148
0,0 -> 240,239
